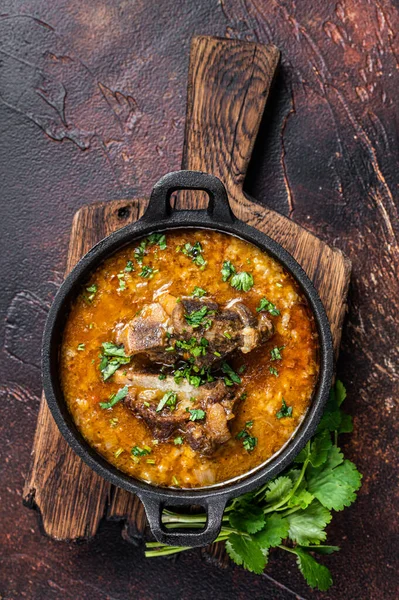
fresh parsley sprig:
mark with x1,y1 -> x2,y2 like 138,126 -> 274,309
144,381 -> 362,593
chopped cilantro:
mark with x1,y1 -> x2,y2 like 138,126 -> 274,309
77,343 -> 85,351
256,297 -> 280,316
174,436 -> 184,445
236,425 -> 257,451
270,366 -> 279,377
109,417 -> 119,427
125,260 -> 134,272
276,398 -> 293,419
187,408 -> 206,421
85,283 -> 98,302
158,373 -> 166,380
271,346 -> 285,361
184,306 -> 214,329
221,260 -> 236,281
99,342 -> 130,381
156,391 -> 178,412
134,241 -> 147,264
139,265 -> 157,278
230,271 -> 254,292
147,233 -> 167,250
114,447 -> 124,458
117,272 -> 126,291
192,286 -> 208,298
131,446 -> 151,457
100,385 -> 129,409
181,241 -> 207,267
222,362 -> 242,386
223,331 -> 232,339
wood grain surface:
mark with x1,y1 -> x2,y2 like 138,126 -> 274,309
1,2 -> 398,599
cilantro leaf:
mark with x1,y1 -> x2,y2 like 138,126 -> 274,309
181,241 -> 207,267
131,445 -> 151,457
187,408 -> 206,421
338,413 -> 353,433
276,398 -> 293,419
264,476 -> 293,504
147,233 -> 167,250
303,545 -> 340,555
99,385 -> 129,409
226,534 -> 267,575
254,514 -> 289,549
100,342 -> 130,381
222,362 -> 242,386
156,391 -> 178,412
287,488 -> 315,510
185,306 -> 214,329
102,342 -> 128,357
308,430 -> 333,468
307,447 -> 362,511
230,271 -> 254,292
286,500 -> 331,545
192,286 -> 208,298
293,548 -> 333,591
229,503 -> 265,534
256,297 -> 280,316
221,260 -> 236,281
335,380 -> 346,406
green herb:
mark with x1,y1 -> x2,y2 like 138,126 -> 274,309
184,306 -> 214,329
77,343 -> 85,351
85,283 -> 98,302
230,272 -> 254,292
131,446 -> 151,457
214,351 -> 221,357
221,260 -> 236,282
192,286 -> 208,298
276,398 -> 293,419
109,417 -> 119,427
181,241 -> 207,267
114,447 -> 124,458
134,241 -> 147,264
99,342 -> 130,381
145,381 -> 362,592
158,373 -> 166,381
172,476 -> 179,486
222,362 -> 242,386
240,393 -> 248,401
174,436 -> 183,445
173,360 -> 214,387
139,265 -> 157,278
271,346 -> 285,361
147,233 -> 167,250
175,336 -> 208,358
256,297 -> 280,316
100,385 -> 129,409
223,331 -> 232,339
238,364 -> 247,374
236,423 -> 257,451
156,391 -> 178,412
125,260 -> 134,272
270,366 -> 279,377
117,272 -> 126,291
187,408 -> 206,421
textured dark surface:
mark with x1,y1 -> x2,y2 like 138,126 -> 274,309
0,1 -> 398,599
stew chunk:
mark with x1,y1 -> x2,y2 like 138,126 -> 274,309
118,296 -> 274,367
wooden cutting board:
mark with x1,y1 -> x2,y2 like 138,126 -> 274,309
23,36 -> 351,560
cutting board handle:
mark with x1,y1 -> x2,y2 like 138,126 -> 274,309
181,35 -> 280,206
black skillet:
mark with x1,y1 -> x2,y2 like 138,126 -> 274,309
42,169 -> 333,547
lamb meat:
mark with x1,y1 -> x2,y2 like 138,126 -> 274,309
118,372 -> 240,455
117,295 -> 274,367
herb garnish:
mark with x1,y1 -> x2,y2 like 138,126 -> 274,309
185,306 -> 214,329
271,346 -> 285,361
221,260 -> 236,281
181,241 -> 207,267
117,272 -> 126,291
173,360 -> 214,387
230,271 -> 254,292
85,283 -> 98,303
100,385 -> 129,409
192,286 -> 208,298
134,241 -> 147,264
139,265 -> 157,278
175,336 -> 209,358
236,422 -> 257,452
174,436 -> 183,445
156,391 -> 178,412
269,366 -> 279,377
187,408 -> 206,421
222,362 -> 242,386
147,233 -> 167,250
276,398 -> 293,419
99,342 -> 130,381
256,297 -> 280,316
131,446 -> 151,457
125,260 -> 134,272
77,343 -> 85,351
145,381 -> 362,593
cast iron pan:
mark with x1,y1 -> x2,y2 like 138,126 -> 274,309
42,170 -> 333,547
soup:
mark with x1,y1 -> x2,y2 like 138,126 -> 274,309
60,229 -> 319,488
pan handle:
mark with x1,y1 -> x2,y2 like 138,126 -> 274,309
142,170 -> 235,223
139,494 -> 227,548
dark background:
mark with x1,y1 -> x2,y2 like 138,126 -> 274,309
0,1 -> 398,599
